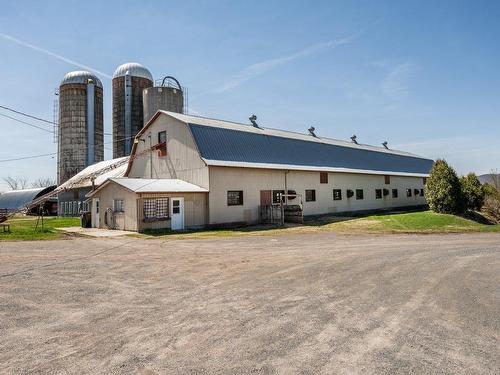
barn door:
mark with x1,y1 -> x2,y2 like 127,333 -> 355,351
260,190 -> 271,206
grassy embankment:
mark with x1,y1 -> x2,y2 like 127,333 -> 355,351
0,216 -> 80,241
136,210 -> 500,239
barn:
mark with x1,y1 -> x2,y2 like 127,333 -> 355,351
86,111 -> 433,231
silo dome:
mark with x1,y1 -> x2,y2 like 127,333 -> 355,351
113,62 -> 153,81
60,71 -> 103,88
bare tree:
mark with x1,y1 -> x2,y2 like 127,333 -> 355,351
2,176 -> 29,190
31,178 -> 56,188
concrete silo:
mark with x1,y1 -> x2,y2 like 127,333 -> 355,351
58,71 -> 104,185
143,76 -> 184,124
112,62 -> 153,158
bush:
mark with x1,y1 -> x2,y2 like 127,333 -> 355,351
460,173 -> 485,211
482,183 -> 500,222
425,159 -> 463,214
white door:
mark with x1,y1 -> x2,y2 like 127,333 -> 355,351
92,198 -> 100,228
170,197 -> 184,230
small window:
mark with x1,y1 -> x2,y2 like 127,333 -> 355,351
356,189 -> 364,200
333,189 -> 342,201
392,189 -> 398,198
305,189 -> 316,202
172,200 -> 180,214
157,198 -> 169,218
375,189 -> 382,199
157,131 -> 167,156
420,189 -> 425,197
346,189 -> 354,198
384,175 -> 391,184
383,188 -> 390,197
423,177 -> 427,185
320,172 -> 328,184
227,191 -> 243,206
114,199 -> 124,213
414,188 -> 420,196
406,188 -> 412,197
272,190 -> 285,204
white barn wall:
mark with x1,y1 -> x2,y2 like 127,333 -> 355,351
208,166 -> 426,224
127,115 -> 209,189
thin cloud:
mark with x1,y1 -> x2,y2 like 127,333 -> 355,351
380,62 -> 413,99
213,32 -> 361,94
0,32 -> 112,79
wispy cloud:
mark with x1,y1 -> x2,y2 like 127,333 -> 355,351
380,62 -> 414,99
213,32 -> 361,94
0,32 -> 112,79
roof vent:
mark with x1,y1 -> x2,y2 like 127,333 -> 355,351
382,141 -> 389,149
249,114 -> 259,128
308,126 -> 317,137
350,135 -> 358,144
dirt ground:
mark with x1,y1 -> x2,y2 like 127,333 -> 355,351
0,233 -> 498,374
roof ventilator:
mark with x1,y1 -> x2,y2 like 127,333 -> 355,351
382,141 -> 389,149
350,135 -> 358,144
308,126 -> 317,137
249,114 -> 260,128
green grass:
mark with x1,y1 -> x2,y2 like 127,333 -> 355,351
0,216 -> 81,241
131,210 -> 500,240
323,210 -> 500,234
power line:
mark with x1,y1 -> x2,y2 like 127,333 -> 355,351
0,113 -> 54,133
0,104 -> 55,126
0,152 -> 56,163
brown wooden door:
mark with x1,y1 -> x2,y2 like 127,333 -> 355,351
260,190 -> 271,206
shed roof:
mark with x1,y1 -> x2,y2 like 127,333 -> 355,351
154,111 -> 433,177
0,186 -> 56,210
87,178 -> 208,197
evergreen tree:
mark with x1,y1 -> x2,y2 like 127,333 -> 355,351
425,159 -> 463,213
460,173 -> 485,211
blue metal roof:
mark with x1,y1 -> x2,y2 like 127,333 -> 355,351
188,124 -> 433,175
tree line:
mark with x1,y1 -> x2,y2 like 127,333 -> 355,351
2,176 -> 56,190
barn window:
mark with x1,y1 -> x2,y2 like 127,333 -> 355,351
305,189 -> 316,202
423,177 -> 427,185
356,189 -> 364,200
375,189 -> 382,199
114,199 -> 124,213
406,189 -> 412,197
272,190 -> 285,204
333,189 -> 342,201
420,189 -> 425,197
227,191 -> 243,206
346,189 -> 354,198
392,189 -> 398,198
320,172 -> 328,184
157,131 -> 167,156
144,198 -> 169,219
384,175 -> 391,184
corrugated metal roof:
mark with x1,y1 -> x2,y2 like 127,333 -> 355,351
188,124 -> 434,176
0,186 -> 56,210
58,157 -> 129,190
105,178 -> 208,193
161,111 -> 426,158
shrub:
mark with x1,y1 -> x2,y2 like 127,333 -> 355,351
482,183 -> 500,222
460,173 -> 485,211
425,159 -> 463,214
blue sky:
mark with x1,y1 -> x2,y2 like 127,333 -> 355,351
0,0 -> 499,190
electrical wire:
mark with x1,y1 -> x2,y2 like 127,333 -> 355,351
0,152 -> 57,163
0,104 -> 55,126
0,113 -> 54,133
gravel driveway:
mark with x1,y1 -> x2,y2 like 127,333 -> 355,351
0,233 -> 498,374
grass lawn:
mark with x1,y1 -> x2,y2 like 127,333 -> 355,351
0,216 -> 81,241
131,210 -> 500,240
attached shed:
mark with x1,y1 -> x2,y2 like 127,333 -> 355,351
86,178 -> 208,232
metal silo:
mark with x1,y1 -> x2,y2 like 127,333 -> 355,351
143,76 -> 184,124
112,62 -> 153,158
58,71 -> 104,185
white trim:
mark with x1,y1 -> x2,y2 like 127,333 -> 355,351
202,159 -> 430,177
